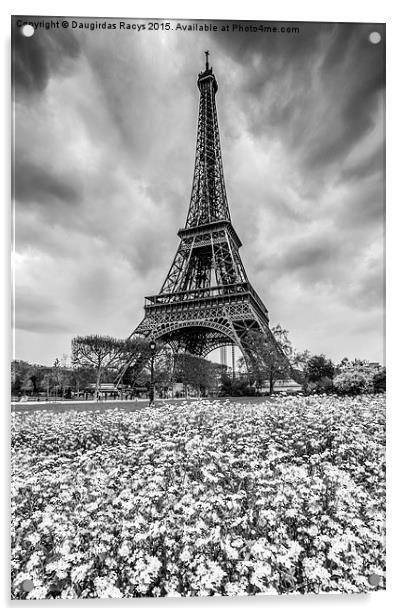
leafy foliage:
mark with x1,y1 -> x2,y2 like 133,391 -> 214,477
305,355 -> 335,383
373,368 -> 386,393
240,328 -> 291,393
71,335 -> 125,397
71,335 -> 151,397
11,359 -> 74,397
333,360 -> 385,396
173,353 -> 220,396
238,325 -> 309,393
219,374 -> 256,397
333,371 -> 368,396
304,378 -> 335,396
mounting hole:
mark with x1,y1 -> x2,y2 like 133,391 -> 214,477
368,573 -> 381,587
369,31 -> 381,44
21,24 -> 35,37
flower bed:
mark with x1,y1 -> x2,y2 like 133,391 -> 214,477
11,394 -> 386,599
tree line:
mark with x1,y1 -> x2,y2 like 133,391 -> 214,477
11,336 -> 225,399
239,326 -> 385,396
11,327 -> 385,399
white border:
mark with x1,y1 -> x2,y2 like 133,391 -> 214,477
2,1 -> 401,615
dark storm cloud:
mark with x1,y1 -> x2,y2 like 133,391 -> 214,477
80,33 -> 196,177
14,158 -> 81,206
280,240 -> 338,274
339,144 -> 385,183
215,20 -> 329,71
306,34 -> 384,171
255,232 -> 343,290
333,178 -> 384,229
214,22 -> 385,176
12,17 -> 81,95
319,22 -> 356,71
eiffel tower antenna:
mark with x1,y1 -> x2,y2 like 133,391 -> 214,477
117,56 -> 293,384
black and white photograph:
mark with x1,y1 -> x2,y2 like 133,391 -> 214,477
11,15 -> 385,600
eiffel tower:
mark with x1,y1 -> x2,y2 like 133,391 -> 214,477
128,52 -> 283,368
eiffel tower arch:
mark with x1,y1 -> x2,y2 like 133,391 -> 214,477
126,52 -> 286,373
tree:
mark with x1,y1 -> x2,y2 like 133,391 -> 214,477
153,349 -> 176,397
239,327 -> 292,394
29,373 -> 39,395
173,353 -> 219,397
11,360 -> 53,397
220,372 -> 234,397
118,337 -> 154,388
238,325 -> 309,394
292,349 -> 312,375
42,372 -> 52,399
271,324 -> 293,358
51,358 -> 74,398
373,368 -> 386,393
71,365 -> 96,394
52,358 -> 63,398
219,373 -> 255,397
21,374 -> 34,395
71,335 -> 127,399
133,346 -> 176,397
72,335 -> 154,398
12,361 -> 45,397
313,376 -> 334,394
305,354 -> 335,383
240,337 -> 272,392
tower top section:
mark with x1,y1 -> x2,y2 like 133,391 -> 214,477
185,53 -> 229,228
197,50 -> 218,93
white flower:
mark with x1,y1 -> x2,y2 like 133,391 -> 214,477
118,541 -> 131,558
71,563 -> 92,583
94,576 -> 123,599
11,395 -> 385,598
27,585 -> 48,600
46,556 -> 70,578
26,532 -> 41,546
250,561 -> 272,591
303,557 -> 331,582
306,525 -> 319,536
180,546 -> 192,562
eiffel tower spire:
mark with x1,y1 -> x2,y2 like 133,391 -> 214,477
124,54 -> 289,371
185,51 -> 230,227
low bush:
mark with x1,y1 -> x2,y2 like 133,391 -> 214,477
333,370 -> 370,396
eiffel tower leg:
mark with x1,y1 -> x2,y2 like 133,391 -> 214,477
114,318 -> 159,387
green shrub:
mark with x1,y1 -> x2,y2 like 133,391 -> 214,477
305,355 -> 335,382
373,368 -> 386,393
303,376 -> 333,395
333,370 -> 369,395
315,376 -> 334,393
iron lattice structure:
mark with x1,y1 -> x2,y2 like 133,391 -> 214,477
127,53 -> 286,369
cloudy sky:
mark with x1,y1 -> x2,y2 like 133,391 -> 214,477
12,17 -> 385,366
